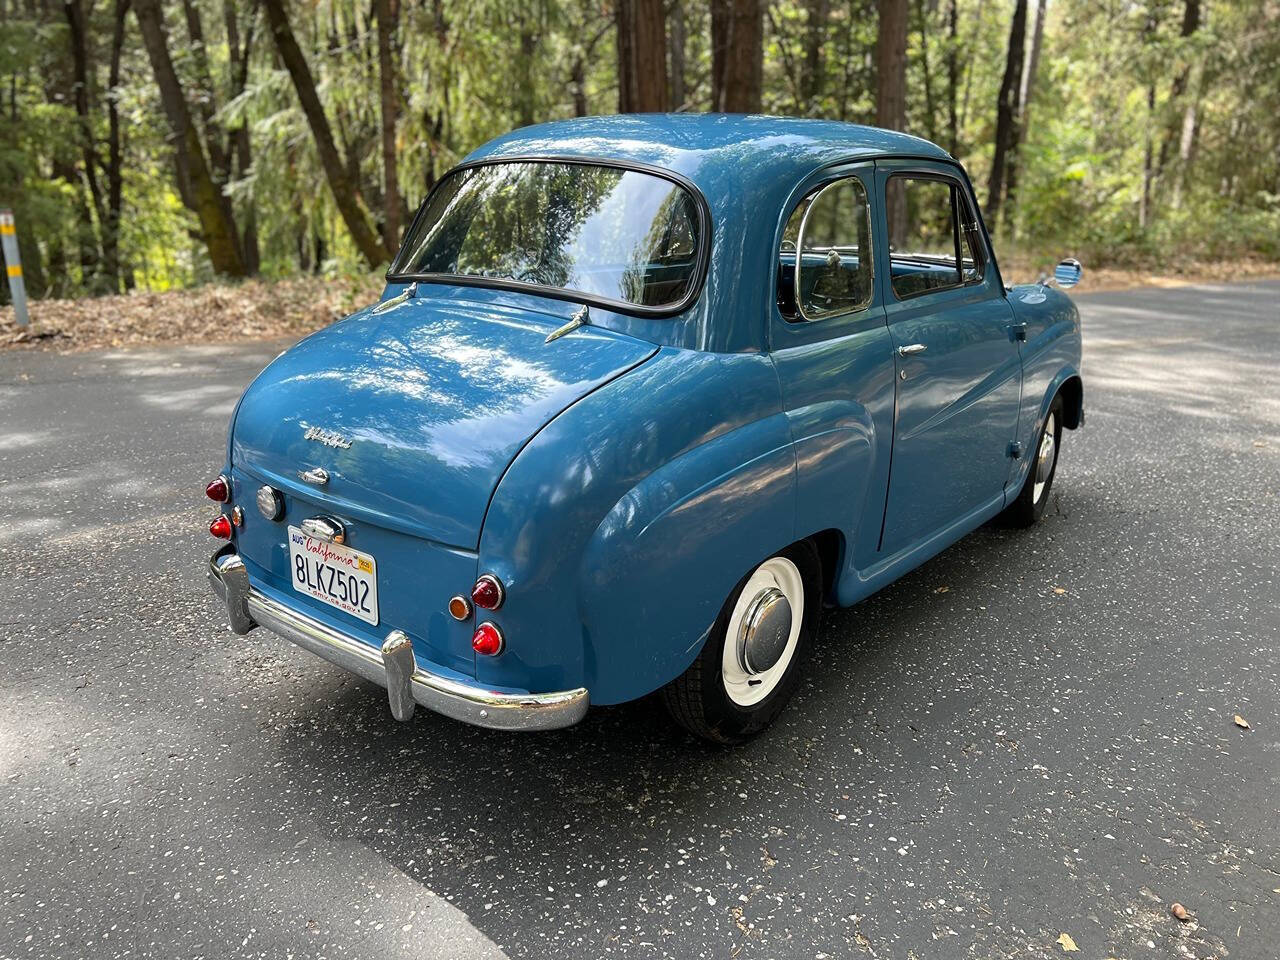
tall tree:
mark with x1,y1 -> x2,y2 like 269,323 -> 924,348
105,0 -> 131,290
876,0 -> 908,132
618,0 -> 668,112
800,0 -> 831,108
945,0 -> 959,154
878,0 -> 909,243
668,0 -> 687,111
223,0 -> 259,274
710,0 -> 762,112
375,0 -> 401,253
64,0 -> 109,289
1157,0 -> 1202,189
133,0 -> 247,276
261,0 -> 387,267
1004,0 -> 1046,218
986,0 -> 1027,228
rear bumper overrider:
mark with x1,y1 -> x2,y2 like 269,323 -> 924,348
207,545 -> 589,731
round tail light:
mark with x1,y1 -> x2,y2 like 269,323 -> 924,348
472,622 -> 504,657
209,515 -> 233,540
471,574 -> 505,610
205,475 -> 231,503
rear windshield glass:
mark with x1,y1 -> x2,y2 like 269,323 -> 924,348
391,161 -> 703,310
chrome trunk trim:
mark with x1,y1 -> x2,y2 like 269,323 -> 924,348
208,547 -> 589,731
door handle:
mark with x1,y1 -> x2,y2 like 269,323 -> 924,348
897,343 -> 927,356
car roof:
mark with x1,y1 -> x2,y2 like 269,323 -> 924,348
463,114 -> 953,196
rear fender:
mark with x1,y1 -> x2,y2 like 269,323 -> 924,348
578,415 -> 797,700
474,348 -> 795,704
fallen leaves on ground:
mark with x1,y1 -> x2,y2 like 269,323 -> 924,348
0,274 -> 385,353
1056,932 -> 1079,952
1233,714 -> 1251,730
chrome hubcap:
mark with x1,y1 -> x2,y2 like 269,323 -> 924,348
1033,412 -> 1056,503
736,587 -> 793,675
721,557 -> 804,707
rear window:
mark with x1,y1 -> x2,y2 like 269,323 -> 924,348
391,161 -> 704,311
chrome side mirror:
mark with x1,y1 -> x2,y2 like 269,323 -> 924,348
1042,257 -> 1083,289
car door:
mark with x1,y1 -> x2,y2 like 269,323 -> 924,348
874,160 -> 1021,558
767,163 -> 899,579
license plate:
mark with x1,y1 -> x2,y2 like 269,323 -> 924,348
287,525 -> 379,625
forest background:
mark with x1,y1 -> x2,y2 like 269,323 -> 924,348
1,0 -> 1277,336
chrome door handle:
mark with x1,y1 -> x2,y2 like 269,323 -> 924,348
299,466 -> 329,485
300,516 -> 346,544
897,343 -> 927,356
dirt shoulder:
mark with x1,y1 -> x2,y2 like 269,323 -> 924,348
2,261 -> 1277,353
0,274 -> 384,353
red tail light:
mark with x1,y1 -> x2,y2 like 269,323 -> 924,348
205,475 -> 230,502
471,574 -> 505,610
472,622 -> 504,656
209,515 -> 233,540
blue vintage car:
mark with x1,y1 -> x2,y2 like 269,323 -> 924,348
207,115 -> 1083,743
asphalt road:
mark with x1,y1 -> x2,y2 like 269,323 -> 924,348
1,281 -> 1277,960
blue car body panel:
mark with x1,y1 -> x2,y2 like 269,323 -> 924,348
217,115 -> 1083,709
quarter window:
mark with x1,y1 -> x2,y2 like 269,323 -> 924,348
885,175 -> 985,300
778,176 -> 874,322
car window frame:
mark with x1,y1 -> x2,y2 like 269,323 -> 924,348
883,170 -> 987,303
386,155 -> 714,319
790,176 -> 876,323
773,168 -> 879,328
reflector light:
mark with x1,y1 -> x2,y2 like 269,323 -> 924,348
209,515 -> 233,540
205,475 -> 231,502
472,622 -> 504,656
448,595 -> 472,621
471,574 -> 505,610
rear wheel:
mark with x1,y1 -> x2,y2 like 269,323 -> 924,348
1001,393 -> 1064,527
662,541 -> 820,744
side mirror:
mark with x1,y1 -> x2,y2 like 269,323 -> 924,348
1048,258 -> 1083,289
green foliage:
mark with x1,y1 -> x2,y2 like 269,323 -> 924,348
1,0 -> 1277,304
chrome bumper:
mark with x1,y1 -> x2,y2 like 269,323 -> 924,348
208,547 -> 589,731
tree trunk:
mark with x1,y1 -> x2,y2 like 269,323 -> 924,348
668,0 -> 686,111
1004,0 -> 1045,220
64,0 -> 107,287
710,0 -> 762,112
875,0 -> 908,131
103,0 -> 131,292
877,0 -> 909,245
134,0 -> 247,276
618,0 -> 667,112
375,0 -> 400,255
224,0 -> 259,274
915,0 -> 936,143
261,0 -> 387,267
514,27 -> 536,125
1139,81 -> 1155,229
985,0 -> 1026,229
1156,0 -> 1201,182
945,0 -> 958,154
800,0 -> 830,108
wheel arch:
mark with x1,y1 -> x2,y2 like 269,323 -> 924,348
1058,374 -> 1084,429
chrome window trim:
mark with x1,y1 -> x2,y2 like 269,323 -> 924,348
785,174 -> 876,324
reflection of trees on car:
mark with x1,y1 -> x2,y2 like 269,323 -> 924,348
394,161 -> 701,309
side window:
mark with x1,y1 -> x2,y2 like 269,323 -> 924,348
885,175 -> 985,300
777,176 -> 874,322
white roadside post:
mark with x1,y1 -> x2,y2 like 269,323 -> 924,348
1,209 -> 30,327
